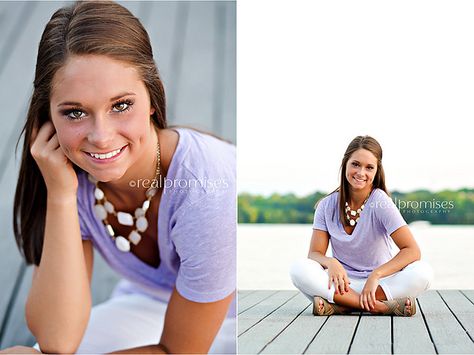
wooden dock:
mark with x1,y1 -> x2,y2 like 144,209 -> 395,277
0,1 -> 235,349
238,290 -> 474,354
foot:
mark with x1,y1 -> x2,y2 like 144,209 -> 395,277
372,297 -> 416,316
314,296 -> 352,316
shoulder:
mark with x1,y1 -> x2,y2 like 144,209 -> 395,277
370,188 -> 393,204
316,191 -> 338,211
164,128 -> 236,208
174,127 -> 235,171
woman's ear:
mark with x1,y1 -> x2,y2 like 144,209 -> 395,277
150,107 -> 156,116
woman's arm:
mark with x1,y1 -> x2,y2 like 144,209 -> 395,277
308,229 -> 332,267
109,288 -> 234,354
26,198 -> 93,354
25,121 -> 93,353
370,225 -> 421,279
308,229 -> 350,294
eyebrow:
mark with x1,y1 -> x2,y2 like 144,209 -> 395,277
57,92 -> 136,107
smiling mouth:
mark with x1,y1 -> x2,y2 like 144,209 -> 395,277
353,177 -> 367,182
86,145 -> 127,160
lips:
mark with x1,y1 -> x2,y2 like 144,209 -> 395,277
84,145 -> 128,162
353,176 -> 367,183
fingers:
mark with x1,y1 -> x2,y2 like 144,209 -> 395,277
363,293 -> 370,311
359,293 -> 370,311
344,275 -> 351,292
30,121 -> 56,156
45,133 -> 60,151
338,275 -> 345,295
370,290 -> 376,310
329,274 -> 351,295
333,277 -> 339,294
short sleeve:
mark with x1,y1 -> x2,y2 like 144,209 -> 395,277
312,197 -> 328,231
373,191 -> 407,235
171,191 -> 236,303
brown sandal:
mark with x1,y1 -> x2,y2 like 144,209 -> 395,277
313,296 -> 351,316
381,297 -> 416,316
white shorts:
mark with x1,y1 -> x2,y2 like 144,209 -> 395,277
33,292 -> 236,354
289,258 -> 434,303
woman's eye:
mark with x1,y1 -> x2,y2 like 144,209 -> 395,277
113,101 -> 132,112
352,162 -> 358,166
66,110 -> 85,120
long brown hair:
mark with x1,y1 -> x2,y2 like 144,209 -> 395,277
13,1 -> 167,265
316,135 -> 389,227
337,135 -> 388,226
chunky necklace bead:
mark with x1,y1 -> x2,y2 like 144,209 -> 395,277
345,193 -> 370,227
89,134 -> 161,252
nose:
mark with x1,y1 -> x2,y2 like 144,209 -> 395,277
87,116 -> 114,149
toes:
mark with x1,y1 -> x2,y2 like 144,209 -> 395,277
405,298 -> 412,315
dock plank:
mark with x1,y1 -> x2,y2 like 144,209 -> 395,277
349,316 -> 391,354
238,290 -> 474,354
238,290 -> 277,315
417,291 -> 474,354
0,266 -> 34,348
438,290 -> 474,342
261,305 -> 322,354
393,299 -> 436,354
0,2 -> 63,173
238,293 -> 309,354
306,314 -> 359,354
238,290 -> 256,301
238,291 -> 296,336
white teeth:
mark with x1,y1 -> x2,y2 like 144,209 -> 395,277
89,148 -> 122,160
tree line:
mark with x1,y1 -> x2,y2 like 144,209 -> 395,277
238,188 -> 474,224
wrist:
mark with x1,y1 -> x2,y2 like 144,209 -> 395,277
326,257 -> 338,268
370,270 -> 382,280
47,192 -> 77,205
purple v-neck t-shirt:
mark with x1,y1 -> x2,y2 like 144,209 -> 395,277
76,128 -> 236,317
313,189 -> 407,278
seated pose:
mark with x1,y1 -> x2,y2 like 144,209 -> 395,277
2,1 -> 235,354
290,136 -> 433,317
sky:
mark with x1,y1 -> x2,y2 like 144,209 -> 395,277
237,1 -> 474,197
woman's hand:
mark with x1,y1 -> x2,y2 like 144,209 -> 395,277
327,258 -> 350,295
360,274 -> 380,311
30,121 -> 78,197
0,346 -> 41,354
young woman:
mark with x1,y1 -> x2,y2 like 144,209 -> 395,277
1,1 -> 235,354
290,136 -> 433,317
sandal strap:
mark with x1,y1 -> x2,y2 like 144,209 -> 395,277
313,297 -> 348,316
381,297 -> 416,316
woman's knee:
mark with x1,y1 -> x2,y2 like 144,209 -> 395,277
289,258 -> 323,287
405,260 -> 434,290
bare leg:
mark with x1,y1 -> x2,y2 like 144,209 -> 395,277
317,286 -> 412,314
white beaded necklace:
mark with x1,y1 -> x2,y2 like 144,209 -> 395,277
345,193 -> 370,227
89,137 -> 161,252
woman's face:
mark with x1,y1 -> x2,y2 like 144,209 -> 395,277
49,54 -> 155,182
345,148 -> 378,192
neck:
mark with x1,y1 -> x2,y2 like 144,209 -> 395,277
349,186 -> 372,207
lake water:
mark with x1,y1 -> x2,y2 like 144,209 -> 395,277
238,224 -> 474,290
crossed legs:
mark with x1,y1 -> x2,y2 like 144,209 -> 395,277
314,285 -> 413,315
290,258 -> 430,315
